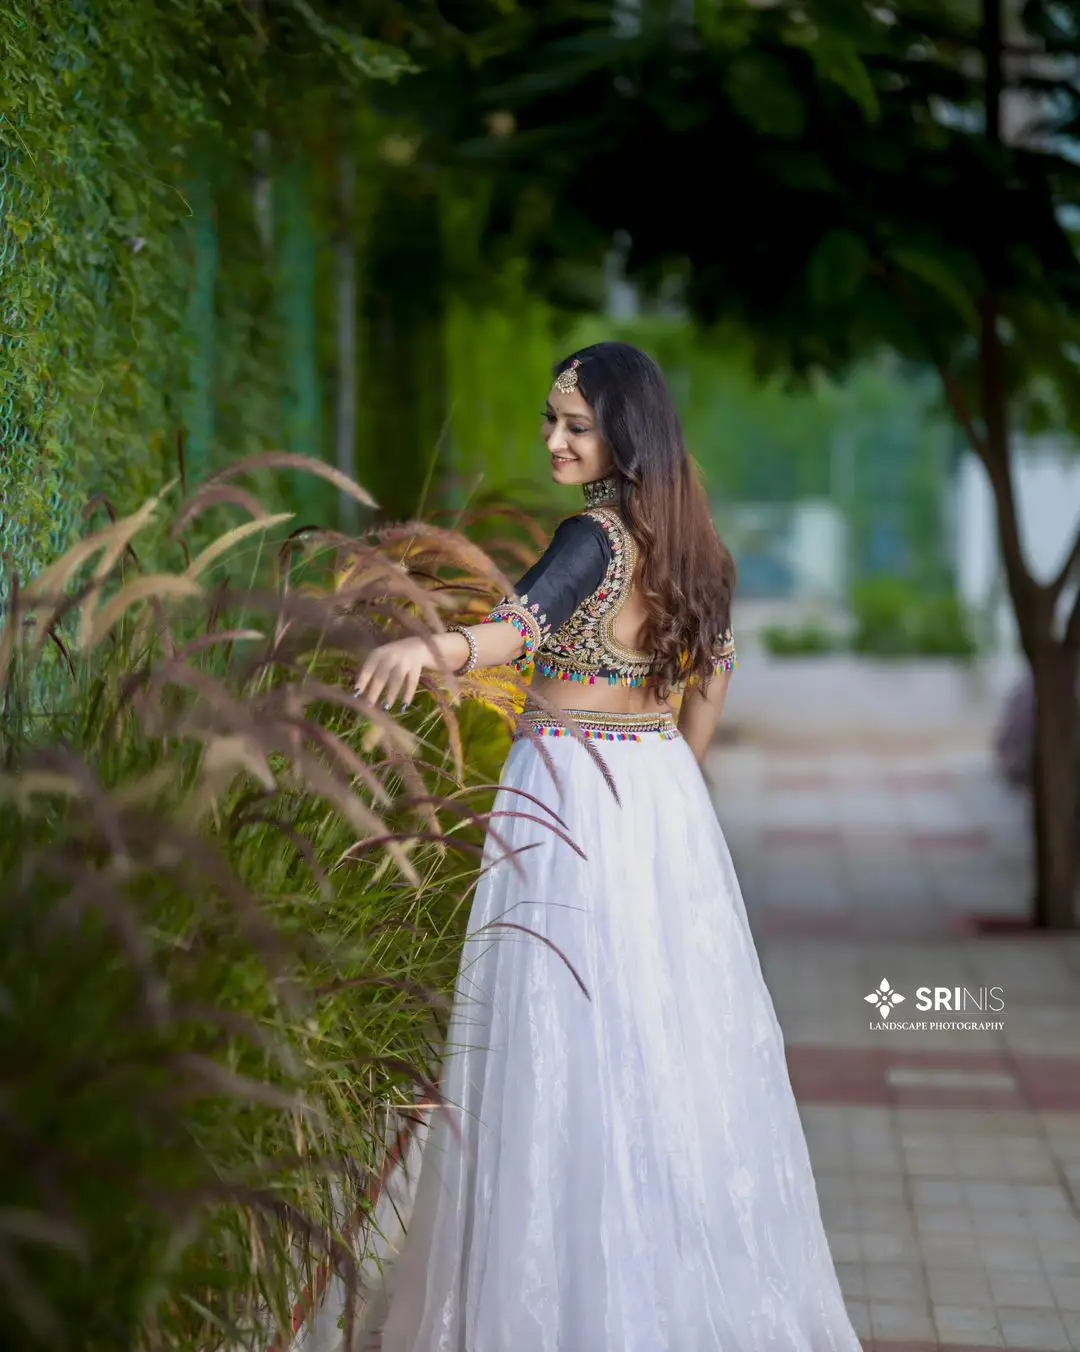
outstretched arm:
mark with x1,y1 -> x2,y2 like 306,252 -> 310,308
354,514 -> 610,709
353,621 -> 527,711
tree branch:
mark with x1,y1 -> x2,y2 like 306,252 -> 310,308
1051,516 -> 1080,608
880,260 -> 1041,640
1067,583 -> 1080,653
984,0 -> 1003,144
975,292 -> 1044,646
935,360 -> 989,459
1061,517 -> 1080,653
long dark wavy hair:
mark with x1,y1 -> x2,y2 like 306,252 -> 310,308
554,342 -> 737,700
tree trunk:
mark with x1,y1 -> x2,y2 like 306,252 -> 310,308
929,0 -> 1080,929
1029,642 -> 1079,928
335,143 -> 358,534
277,160 -> 324,523
360,177 -> 448,521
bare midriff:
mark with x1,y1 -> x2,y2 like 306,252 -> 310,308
524,578 -> 676,716
526,673 -> 675,716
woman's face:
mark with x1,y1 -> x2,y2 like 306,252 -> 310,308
543,385 -> 615,486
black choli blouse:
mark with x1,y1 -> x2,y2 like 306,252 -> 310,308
482,505 -> 736,690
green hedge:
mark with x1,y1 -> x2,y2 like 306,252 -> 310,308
760,580 -> 978,659
851,577 -> 977,659
760,622 -> 845,657
0,3 -> 430,593
0,5 -> 221,588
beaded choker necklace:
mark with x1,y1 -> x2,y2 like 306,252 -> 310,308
582,473 -> 619,507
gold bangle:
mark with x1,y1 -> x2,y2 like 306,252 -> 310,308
446,624 -> 478,677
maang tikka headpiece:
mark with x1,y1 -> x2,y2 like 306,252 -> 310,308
554,358 -> 581,395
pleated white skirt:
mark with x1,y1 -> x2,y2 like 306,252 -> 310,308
378,709 -> 863,1352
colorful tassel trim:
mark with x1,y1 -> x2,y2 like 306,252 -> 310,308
483,610 -> 538,669
532,659 -> 648,688
521,725 -> 681,742
517,711 -> 681,742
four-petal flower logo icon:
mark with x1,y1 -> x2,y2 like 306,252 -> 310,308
864,977 -> 905,1020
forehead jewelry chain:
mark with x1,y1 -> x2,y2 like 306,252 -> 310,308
554,358 -> 581,394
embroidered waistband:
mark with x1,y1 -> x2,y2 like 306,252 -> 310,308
516,707 -> 681,742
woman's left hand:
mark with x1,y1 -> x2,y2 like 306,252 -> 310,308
353,636 -> 430,711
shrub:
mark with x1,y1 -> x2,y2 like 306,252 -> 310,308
850,577 -> 977,659
760,622 -> 844,657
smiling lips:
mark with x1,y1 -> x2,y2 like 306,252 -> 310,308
551,455 -> 576,465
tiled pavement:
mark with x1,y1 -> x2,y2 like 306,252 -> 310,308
704,720 -> 1080,1352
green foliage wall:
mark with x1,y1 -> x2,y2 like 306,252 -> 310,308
0,3 -> 218,591
0,2 -> 420,594
445,280 -> 563,513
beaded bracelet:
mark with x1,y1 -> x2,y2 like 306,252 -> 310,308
445,623 -> 478,677
482,608 -> 538,671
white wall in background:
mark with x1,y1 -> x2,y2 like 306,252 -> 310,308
721,500 -> 848,606
954,441 -> 1080,648
789,499 -> 848,602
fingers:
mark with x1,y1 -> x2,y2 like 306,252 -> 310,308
402,670 -> 422,709
353,653 -> 392,710
353,648 -> 418,713
381,666 -> 408,711
353,655 -> 383,706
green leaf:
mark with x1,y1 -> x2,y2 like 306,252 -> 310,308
887,246 -> 981,331
804,35 -> 880,122
725,53 -> 806,138
807,230 -> 871,305
285,0 -> 416,82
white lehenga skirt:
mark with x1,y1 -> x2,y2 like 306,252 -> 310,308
377,708 -> 863,1352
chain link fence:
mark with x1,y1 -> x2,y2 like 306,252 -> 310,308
0,133 -> 81,608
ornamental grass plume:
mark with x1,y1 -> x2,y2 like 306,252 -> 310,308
0,453 -> 584,1352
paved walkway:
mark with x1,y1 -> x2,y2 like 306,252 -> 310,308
705,656 -> 1080,1352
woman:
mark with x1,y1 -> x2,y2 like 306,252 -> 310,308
354,343 -> 862,1351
